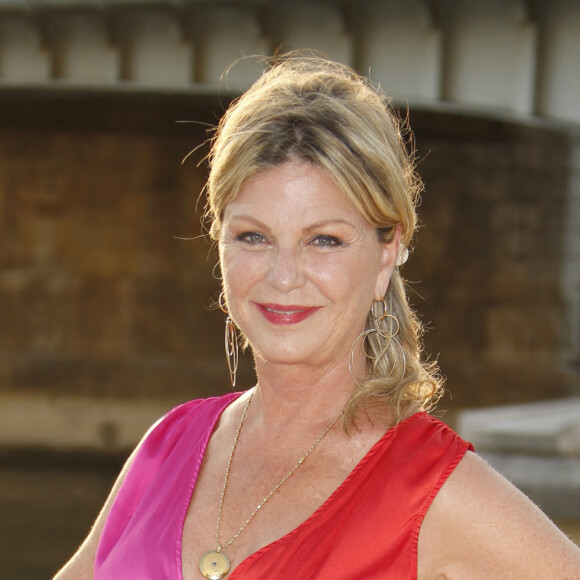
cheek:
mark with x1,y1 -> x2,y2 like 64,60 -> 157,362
221,250 -> 266,298
307,253 -> 378,293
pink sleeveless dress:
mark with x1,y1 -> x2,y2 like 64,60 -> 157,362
95,392 -> 471,579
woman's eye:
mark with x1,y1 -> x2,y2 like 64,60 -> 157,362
311,235 -> 343,247
238,232 -> 267,245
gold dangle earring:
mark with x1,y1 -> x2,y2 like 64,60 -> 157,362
219,292 -> 238,388
348,297 -> 405,386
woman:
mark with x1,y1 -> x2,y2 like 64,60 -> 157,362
55,55 -> 580,579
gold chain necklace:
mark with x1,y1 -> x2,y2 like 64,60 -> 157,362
199,391 -> 346,579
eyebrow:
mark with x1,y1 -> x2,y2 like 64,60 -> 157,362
226,215 -> 271,233
302,218 -> 358,234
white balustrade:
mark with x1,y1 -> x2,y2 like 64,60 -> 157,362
536,0 -> 580,123
193,5 -> 268,88
0,17 -> 50,81
441,0 -> 536,114
118,9 -> 192,85
270,2 -> 353,68
0,0 -> 578,123
51,13 -> 118,82
357,0 -> 441,102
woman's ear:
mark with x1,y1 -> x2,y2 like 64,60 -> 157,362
374,225 -> 402,300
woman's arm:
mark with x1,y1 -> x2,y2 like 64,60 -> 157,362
52,447 -> 138,580
418,450 -> 580,579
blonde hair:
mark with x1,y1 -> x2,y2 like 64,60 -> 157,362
205,54 -> 442,424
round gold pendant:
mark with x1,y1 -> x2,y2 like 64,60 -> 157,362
199,550 -> 230,579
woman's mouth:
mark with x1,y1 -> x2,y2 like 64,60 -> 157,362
256,303 -> 320,325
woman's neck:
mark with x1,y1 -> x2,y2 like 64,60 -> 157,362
244,357 -> 393,438
248,358 -> 354,430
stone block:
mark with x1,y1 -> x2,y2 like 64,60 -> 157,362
458,398 -> 580,520
459,398 -> 580,456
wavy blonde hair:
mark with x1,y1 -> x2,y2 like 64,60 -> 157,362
205,54 -> 442,424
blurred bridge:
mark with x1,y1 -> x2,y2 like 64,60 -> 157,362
0,0 -> 578,123
1,3 -> 580,576
1,0 -> 580,448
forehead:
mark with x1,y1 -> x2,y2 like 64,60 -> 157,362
224,163 -> 366,223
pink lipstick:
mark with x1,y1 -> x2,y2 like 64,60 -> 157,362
256,303 -> 320,325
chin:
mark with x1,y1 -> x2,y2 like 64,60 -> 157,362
250,342 -> 315,367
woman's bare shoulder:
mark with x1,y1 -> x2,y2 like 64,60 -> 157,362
418,450 -> 580,580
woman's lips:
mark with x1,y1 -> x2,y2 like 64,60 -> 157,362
255,303 -> 320,325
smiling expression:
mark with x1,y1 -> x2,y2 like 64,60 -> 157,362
219,162 -> 399,370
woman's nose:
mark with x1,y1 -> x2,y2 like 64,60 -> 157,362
266,245 -> 305,292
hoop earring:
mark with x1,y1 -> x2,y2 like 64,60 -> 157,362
219,292 -> 239,388
348,298 -> 405,386
218,291 -> 228,314
225,316 -> 239,388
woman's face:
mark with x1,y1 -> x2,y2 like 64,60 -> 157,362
219,162 -> 399,370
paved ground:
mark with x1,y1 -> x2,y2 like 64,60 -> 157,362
2,452 -> 579,579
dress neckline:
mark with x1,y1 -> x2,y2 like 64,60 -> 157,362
178,390 -> 424,579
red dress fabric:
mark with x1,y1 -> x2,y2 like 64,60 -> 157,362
95,392 -> 472,579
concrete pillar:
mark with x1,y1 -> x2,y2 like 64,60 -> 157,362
270,2 -> 353,68
442,0 -> 536,113
536,0 -> 580,123
119,9 -> 192,86
50,13 -> 119,82
193,6 -> 268,88
356,0 -> 441,101
0,17 -> 51,81
561,139 -> 580,377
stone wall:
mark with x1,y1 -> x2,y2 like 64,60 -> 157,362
0,89 -> 255,411
407,109 -> 580,407
0,89 -> 578,419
